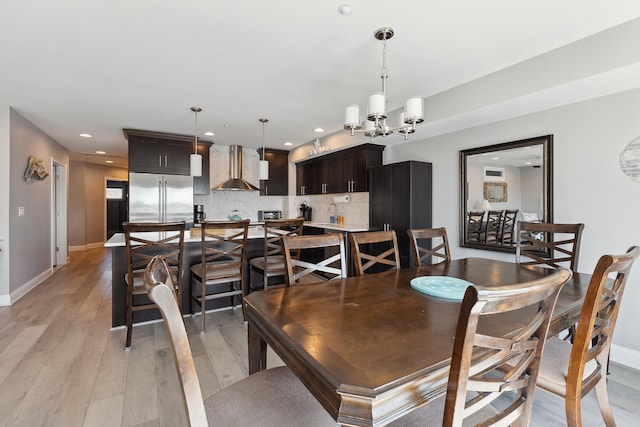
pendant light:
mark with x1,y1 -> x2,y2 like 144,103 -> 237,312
259,118 -> 269,180
190,107 -> 203,177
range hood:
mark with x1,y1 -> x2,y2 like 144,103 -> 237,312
215,145 -> 259,191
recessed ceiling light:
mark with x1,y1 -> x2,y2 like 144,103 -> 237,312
223,124 -> 231,128
96,150 -> 106,155
525,161 -> 532,165
314,127 -> 325,133
284,141 -> 293,146
79,133 -> 92,138
491,157 -> 500,160
105,160 -> 114,164
338,4 -> 352,15
204,131 -> 215,136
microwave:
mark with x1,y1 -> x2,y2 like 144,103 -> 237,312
258,210 -> 282,221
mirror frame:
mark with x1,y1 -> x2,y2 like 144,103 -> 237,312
459,135 -> 554,253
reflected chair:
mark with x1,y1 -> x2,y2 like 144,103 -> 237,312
348,230 -> 400,275
144,256 -> 336,427
407,227 -> 451,266
516,222 -> 585,272
537,246 -> 640,427
123,221 -> 185,350
190,220 -> 249,332
282,234 -> 347,285
500,209 -> 519,245
467,211 -> 485,242
249,218 -> 304,291
484,210 -> 504,244
390,267 -> 572,426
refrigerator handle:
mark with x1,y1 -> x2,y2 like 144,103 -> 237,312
158,178 -> 163,222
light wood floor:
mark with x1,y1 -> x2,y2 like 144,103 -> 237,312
0,247 -> 638,426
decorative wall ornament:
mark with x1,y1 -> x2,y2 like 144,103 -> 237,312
620,136 -> 640,181
23,156 -> 49,182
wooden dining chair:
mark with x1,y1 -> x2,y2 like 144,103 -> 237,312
190,219 -> 249,332
516,222 -> 585,272
144,256 -> 336,427
466,211 -> 485,242
348,230 -> 400,275
390,267 -> 572,426
123,221 -> 186,350
484,209 -> 503,244
248,218 -> 304,290
500,209 -> 519,244
536,246 -> 640,427
282,233 -> 347,285
407,227 -> 451,266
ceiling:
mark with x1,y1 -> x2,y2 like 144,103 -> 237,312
3,1 -> 640,169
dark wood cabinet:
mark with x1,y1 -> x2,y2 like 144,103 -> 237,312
295,144 -> 384,195
258,148 -> 288,196
194,142 -> 212,195
369,161 -> 432,268
124,129 -> 212,179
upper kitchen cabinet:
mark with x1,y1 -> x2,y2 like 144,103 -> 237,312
124,129 -> 206,175
296,144 -> 384,195
369,161 -> 432,268
257,148 -> 288,196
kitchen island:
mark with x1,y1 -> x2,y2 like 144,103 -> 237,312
105,222 -> 369,327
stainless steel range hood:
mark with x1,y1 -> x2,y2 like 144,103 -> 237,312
215,145 -> 259,191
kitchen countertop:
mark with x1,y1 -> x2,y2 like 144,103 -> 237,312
303,221 -> 369,232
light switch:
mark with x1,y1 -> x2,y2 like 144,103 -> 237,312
18,206 -> 25,216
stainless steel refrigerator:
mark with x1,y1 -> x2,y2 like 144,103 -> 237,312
128,172 -> 193,224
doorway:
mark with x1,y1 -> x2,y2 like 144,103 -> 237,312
51,161 -> 68,268
106,180 -> 128,239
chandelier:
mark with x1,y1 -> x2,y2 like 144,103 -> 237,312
344,27 -> 424,140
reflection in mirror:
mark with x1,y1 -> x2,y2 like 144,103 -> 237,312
460,135 -> 553,253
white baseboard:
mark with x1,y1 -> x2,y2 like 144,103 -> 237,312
0,294 -> 10,306
611,344 -> 640,370
6,268 -> 53,305
87,242 -> 105,249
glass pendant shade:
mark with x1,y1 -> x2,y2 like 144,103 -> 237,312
344,105 -> 361,129
259,159 -> 269,180
620,136 -> 640,181
190,153 -> 202,177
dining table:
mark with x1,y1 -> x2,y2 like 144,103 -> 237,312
244,257 -> 591,427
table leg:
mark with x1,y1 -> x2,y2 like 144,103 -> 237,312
247,319 -> 267,374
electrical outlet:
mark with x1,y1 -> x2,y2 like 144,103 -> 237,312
18,206 -> 25,216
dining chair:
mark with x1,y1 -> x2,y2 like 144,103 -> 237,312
500,209 -> 519,244
282,233 -> 347,285
144,256 -> 336,427
467,211 -> 485,242
407,227 -> 451,266
190,219 -> 249,332
348,230 -> 400,275
248,218 -> 304,291
516,222 -> 585,272
390,267 -> 572,426
123,221 -> 185,350
484,209 -> 504,244
536,246 -> 640,427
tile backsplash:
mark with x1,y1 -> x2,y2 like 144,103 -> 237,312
195,145 -> 369,226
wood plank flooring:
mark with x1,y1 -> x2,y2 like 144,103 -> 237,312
0,247 -> 638,426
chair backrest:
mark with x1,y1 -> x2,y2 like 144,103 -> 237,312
123,221 -> 186,307
500,209 -> 519,244
566,246 -> 640,404
444,267 -> 572,426
467,211 -> 485,242
144,256 -> 208,427
516,222 -> 585,272
282,234 -> 347,285
407,227 -> 451,266
348,230 -> 400,275
263,218 -> 304,260
199,219 -> 250,273
484,210 -> 504,244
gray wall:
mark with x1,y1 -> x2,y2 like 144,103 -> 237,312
9,109 -> 69,294
0,108 -> 9,303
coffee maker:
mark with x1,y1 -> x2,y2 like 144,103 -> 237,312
299,202 -> 312,221
194,205 -> 206,225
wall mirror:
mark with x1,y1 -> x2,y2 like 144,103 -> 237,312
460,135 -> 553,253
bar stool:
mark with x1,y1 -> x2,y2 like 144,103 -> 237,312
190,219 -> 249,332
123,221 -> 186,350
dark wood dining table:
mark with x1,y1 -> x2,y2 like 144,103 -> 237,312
244,257 -> 591,426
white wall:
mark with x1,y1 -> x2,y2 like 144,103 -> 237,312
0,106 -> 10,304
386,88 -> 640,366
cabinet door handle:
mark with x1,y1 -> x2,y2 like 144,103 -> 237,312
265,186 -> 268,196
164,155 -> 168,167
158,155 -> 162,167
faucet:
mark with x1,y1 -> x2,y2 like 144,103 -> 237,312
329,203 -> 337,222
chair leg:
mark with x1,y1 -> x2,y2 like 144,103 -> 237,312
201,278 -> 206,333
125,290 -> 133,350
565,391 -> 583,427
594,360 -> 616,426
263,268 -> 268,290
